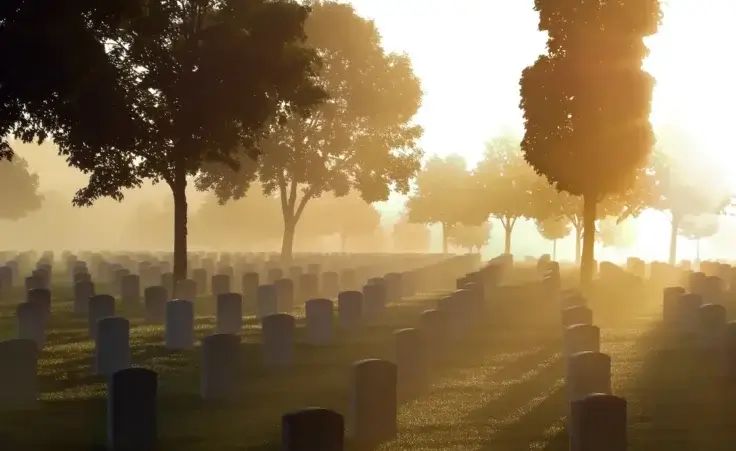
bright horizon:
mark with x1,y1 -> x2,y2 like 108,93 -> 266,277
10,0 -> 736,260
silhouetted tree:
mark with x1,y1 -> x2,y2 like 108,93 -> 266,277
519,0 -> 661,286
448,222 -> 491,254
535,216 -> 571,261
301,192 -> 381,252
473,136 -> 542,254
679,214 -> 719,262
392,215 -> 430,253
406,155 -> 480,253
197,1 -> 423,264
0,157 -> 43,221
59,1 -> 324,280
1,2 -> 142,160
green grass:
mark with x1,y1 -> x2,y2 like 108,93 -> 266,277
1,279 -> 730,450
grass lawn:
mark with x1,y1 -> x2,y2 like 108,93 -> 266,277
1,279 -> 730,450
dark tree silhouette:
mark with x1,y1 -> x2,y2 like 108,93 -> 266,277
406,155 -> 480,253
519,0 -> 661,286
0,157 -> 43,220
1,2 -> 142,160
58,1 -> 325,281
197,1 -> 423,264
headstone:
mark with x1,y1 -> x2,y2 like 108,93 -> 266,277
699,303 -> 727,349
165,299 -> 194,350
275,278 -> 295,312
561,306 -> 593,329
677,293 -> 703,334
267,268 -> 283,284
662,286 -> 685,323
349,359 -> 397,445
261,313 -> 295,367
363,283 -> 386,320
95,317 -> 131,376
108,368 -> 158,451
175,278 -> 197,301
564,324 -> 600,358
216,293 -> 243,335
566,351 -> 612,401
211,274 -> 231,297
282,407 -> 344,451
192,268 -> 207,295
120,274 -> 141,308
0,338 -> 38,410
384,273 -> 403,302
144,286 -> 167,324
74,280 -> 95,315
299,273 -> 319,303
569,394 -> 626,451
305,298 -> 334,345
337,291 -> 362,328
419,309 -> 448,362
257,284 -> 279,319
322,271 -> 339,299
27,287 -> 51,322
395,328 -> 428,397
242,272 -> 259,314
18,296 -> 47,344
200,333 -> 241,400
89,294 -> 116,339
161,272 -> 174,296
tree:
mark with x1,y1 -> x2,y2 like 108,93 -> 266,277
197,1 -> 423,264
519,0 -> 661,286
0,157 -> 43,220
392,215 -> 430,253
535,216 -> 571,261
58,1 -> 325,281
448,222 -> 491,254
596,217 -> 637,249
473,135 -> 544,254
679,214 -> 719,262
405,154 -> 481,253
300,192 -> 381,252
1,2 -> 143,161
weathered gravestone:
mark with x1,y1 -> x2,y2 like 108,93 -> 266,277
96,317 -> 131,376
349,359 -> 397,445
257,284 -> 279,319
305,298 -> 333,345
165,299 -> 194,350
337,291 -> 362,329
242,272 -> 259,314
276,278 -> 295,313
420,309 -> 448,362
395,328 -> 428,398
16,302 -> 45,348
282,407 -> 344,451
27,287 -> 51,323
89,294 -> 116,339
74,280 -> 95,315
108,368 -> 158,451
569,393 -> 626,451
201,333 -> 241,400
0,338 -> 38,410
144,285 -> 167,324
120,274 -> 141,308
216,293 -> 243,335
211,274 -> 230,297
261,313 -> 295,367
567,351 -> 612,402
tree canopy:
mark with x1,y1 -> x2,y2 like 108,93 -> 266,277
0,157 -> 43,220
197,1 -> 423,263
519,0 -> 661,285
448,222 -> 491,254
406,154 -> 480,253
300,192 -> 382,252
535,216 -> 571,242
679,215 -> 719,241
392,215 -> 430,253
56,0 -> 325,280
472,135 -> 544,254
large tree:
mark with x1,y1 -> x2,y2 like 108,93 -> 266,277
1,2 -> 142,161
405,154 -> 481,253
535,216 -> 571,261
519,0 -> 661,286
197,1 -> 423,264
473,136 -> 543,254
679,214 -> 719,262
0,157 -> 43,220
58,0 -> 325,280
392,215 -> 431,253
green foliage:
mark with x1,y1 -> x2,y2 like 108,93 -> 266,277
0,157 -> 43,220
406,154 -> 480,227
535,216 -> 571,242
197,1 -> 423,261
0,1 -> 143,160
448,222 -> 491,253
392,215 -> 430,253
678,215 -> 719,241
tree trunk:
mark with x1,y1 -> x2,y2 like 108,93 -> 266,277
552,239 -> 557,261
580,193 -> 598,288
281,220 -> 296,266
340,233 -> 347,253
574,226 -> 582,264
441,222 -> 449,254
172,178 -> 188,283
696,238 -> 701,263
668,213 -> 681,266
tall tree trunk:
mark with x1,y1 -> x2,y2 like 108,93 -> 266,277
441,222 -> 449,253
574,226 -> 582,264
696,238 -> 701,263
172,176 -> 188,283
580,193 -> 598,288
281,219 -> 296,266
340,233 -> 347,253
552,239 -> 557,261
668,213 -> 681,266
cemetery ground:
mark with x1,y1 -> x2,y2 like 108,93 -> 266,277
2,266 -> 736,450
